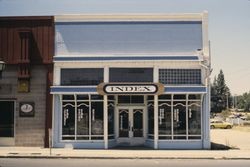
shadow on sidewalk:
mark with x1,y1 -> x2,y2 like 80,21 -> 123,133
111,146 -> 152,150
211,142 -> 239,150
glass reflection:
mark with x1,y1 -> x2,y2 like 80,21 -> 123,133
158,101 -> 171,135
188,102 -> 201,135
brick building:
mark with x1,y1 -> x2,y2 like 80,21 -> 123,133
0,16 -> 54,147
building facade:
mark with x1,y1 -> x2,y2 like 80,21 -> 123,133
0,16 -> 54,147
51,13 -> 211,149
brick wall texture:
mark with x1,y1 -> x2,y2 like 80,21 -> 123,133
0,65 -> 46,146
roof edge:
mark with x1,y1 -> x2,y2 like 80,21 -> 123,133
55,12 -> 206,22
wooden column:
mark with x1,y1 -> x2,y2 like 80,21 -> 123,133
45,64 -> 53,148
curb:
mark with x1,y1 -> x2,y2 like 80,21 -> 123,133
1,155 -> 250,160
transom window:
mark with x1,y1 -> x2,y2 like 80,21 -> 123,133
109,68 -> 153,82
117,95 -> 144,104
159,69 -> 202,85
61,68 -> 104,86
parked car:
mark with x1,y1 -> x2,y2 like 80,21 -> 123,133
240,116 -> 247,120
210,119 -> 233,129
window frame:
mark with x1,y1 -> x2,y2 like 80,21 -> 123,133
60,94 -> 109,141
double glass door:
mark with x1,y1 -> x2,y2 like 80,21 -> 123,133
118,107 -> 144,145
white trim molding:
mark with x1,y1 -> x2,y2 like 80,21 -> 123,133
55,13 -> 204,22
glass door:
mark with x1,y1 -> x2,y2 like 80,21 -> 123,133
119,109 -> 129,138
117,107 -> 145,146
133,109 -> 143,137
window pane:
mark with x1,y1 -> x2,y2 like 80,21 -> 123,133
133,109 -> 143,137
119,109 -> 129,137
91,102 -> 104,135
174,94 -> 186,100
108,95 -> 115,101
118,95 -> 144,104
108,101 -> 115,136
63,95 -> 75,100
109,68 -> 153,82
131,96 -> 144,103
91,95 -> 103,100
118,96 -> 130,104
62,102 -> 75,136
188,102 -> 201,135
147,95 -> 154,101
77,102 -> 89,136
61,68 -> 103,85
188,94 -> 201,100
147,102 -> 154,135
159,94 -> 171,100
173,101 -> 186,136
77,95 -> 89,100
159,101 -> 171,135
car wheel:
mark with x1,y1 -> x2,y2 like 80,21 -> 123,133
226,125 -> 232,129
210,125 -> 215,129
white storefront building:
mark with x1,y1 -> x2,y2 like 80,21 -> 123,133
51,12 -> 211,149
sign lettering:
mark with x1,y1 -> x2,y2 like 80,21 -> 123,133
97,83 -> 164,95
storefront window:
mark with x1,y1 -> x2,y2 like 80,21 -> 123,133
147,100 -> 154,139
173,101 -> 186,139
61,94 -> 104,141
62,101 -> 75,140
91,101 -> 104,139
158,101 -> 171,140
157,94 -> 202,140
188,101 -> 201,139
76,101 -> 89,140
108,100 -> 115,139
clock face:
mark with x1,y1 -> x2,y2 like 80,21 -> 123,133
21,104 -> 33,113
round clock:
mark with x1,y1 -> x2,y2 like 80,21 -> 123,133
20,103 -> 33,113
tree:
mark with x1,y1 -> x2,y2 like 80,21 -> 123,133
211,70 -> 232,112
211,76 -> 218,112
237,92 -> 250,111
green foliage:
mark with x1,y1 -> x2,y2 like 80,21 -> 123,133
211,70 -> 232,112
236,92 -> 250,112
247,115 -> 250,121
220,110 -> 231,121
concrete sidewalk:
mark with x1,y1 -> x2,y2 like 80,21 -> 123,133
1,147 -> 250,159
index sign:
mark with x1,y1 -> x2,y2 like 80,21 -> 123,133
97,83 -> 164,95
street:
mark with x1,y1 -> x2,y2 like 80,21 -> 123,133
0,159 -> 250,167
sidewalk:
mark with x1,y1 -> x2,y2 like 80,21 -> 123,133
1,147 -> 250,159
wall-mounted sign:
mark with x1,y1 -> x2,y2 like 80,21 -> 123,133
19,102 -> 35,117
97,83 -> 164,95
18,79 -> 30,93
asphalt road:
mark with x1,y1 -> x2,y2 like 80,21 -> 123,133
0,159 -> 250,167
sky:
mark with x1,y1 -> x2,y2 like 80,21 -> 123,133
0,0 -> 250,95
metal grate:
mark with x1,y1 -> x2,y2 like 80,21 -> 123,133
159,69 -> 201,85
